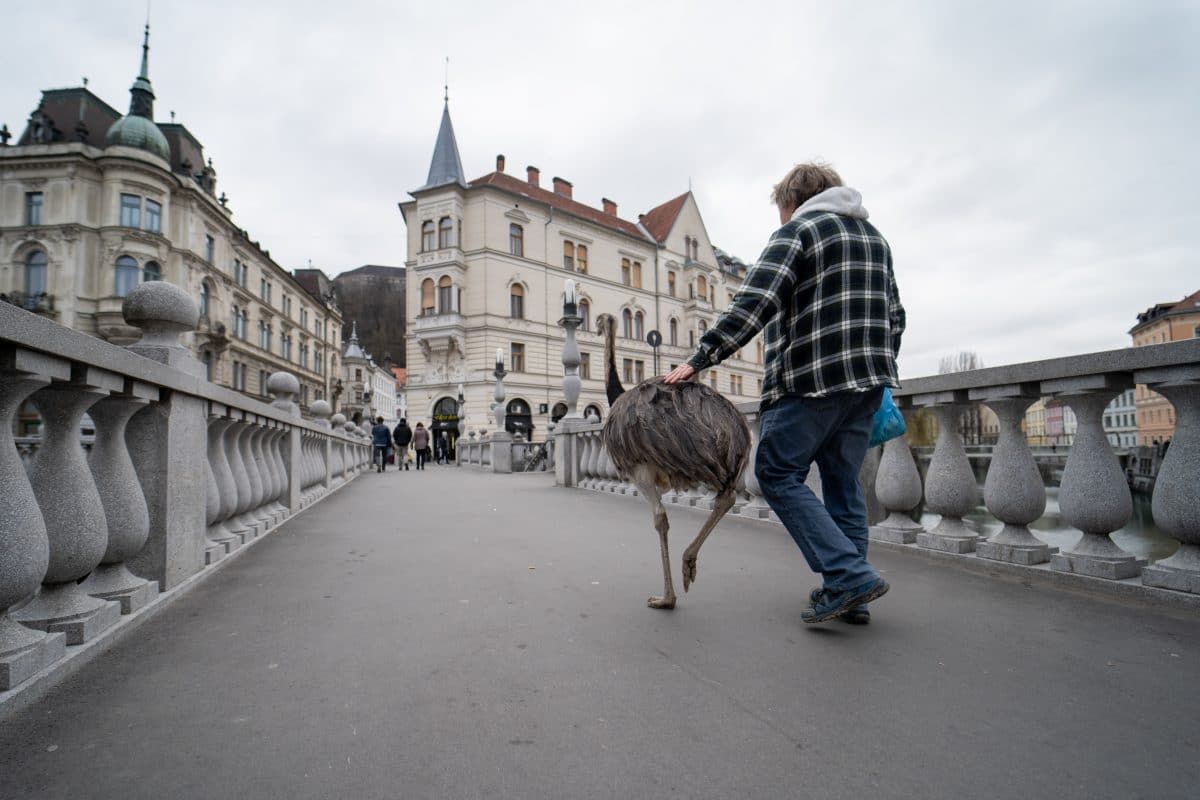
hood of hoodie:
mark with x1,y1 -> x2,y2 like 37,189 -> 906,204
790,186 -> 869,221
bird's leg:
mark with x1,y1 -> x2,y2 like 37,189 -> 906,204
633,473 -> 675,609
681,488 -> 736,592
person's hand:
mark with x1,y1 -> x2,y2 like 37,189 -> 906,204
663,364 -> 695,384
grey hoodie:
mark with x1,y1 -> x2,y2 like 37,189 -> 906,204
790,186 -> 869,221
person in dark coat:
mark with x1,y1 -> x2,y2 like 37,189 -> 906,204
393,418 -> 413,471
412,422 -> 430,471
370,416 -> 393,473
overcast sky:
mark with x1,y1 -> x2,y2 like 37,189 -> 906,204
4,0 -> 1197,377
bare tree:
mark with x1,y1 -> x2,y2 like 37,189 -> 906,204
938,351 -> 989,445
938,351 -> 985,375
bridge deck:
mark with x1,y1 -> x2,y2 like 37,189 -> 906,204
1,467 -> 1196,800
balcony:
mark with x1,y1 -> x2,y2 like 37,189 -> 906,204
0,291 -> 57,319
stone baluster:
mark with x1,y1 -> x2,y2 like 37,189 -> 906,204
869,406 -> 925,543
310,400 -> 334,491
603,444 -> 619,492
247,422 -> 276,527
737,409 -> 771,519
914,394 -> 980,553
239,416 -> 267,529
0,360 -> 65,691
223,413 -> 255,542
204,412 -> 237,561
330,414 -> 347,481
973,389 -> 1055,564
13,369 -> 122,644
1137,367 -> 1200,593
79,390 -> 160,614
574,430 -> 591,489
588,429 -> 604,490
262,423 -> 287,523
1046,377 -> 1144,579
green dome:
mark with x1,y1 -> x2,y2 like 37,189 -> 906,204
106,114 -> 170,162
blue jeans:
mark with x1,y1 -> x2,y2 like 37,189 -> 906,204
755,388 -> 883,593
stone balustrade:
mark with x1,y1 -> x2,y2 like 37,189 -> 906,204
457,430 -> 556,473
0,283 -> 369,697
552,339 -> 1200,600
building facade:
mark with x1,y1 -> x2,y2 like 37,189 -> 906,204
338,324 -> 397,426
1103,388 -> 1138,449
1130,288 -> 1200,445
0,27 -> 342,408
397,102 -> 764,444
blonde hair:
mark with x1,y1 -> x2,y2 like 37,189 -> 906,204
771,162 -> 843,211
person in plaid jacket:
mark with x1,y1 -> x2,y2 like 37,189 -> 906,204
664,162 -> 905,624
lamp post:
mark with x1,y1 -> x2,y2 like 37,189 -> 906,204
456,383 -> 465,437
559,278 -> 583,419
493,348 -> 507,432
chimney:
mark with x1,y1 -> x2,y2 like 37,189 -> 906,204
526,165 -> 540,187
552,177 -> 573,199
496,154 -> 506,173
602,197 -> 617,216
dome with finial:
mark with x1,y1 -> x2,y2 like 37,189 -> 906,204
106,23 -> 170,162
343,321 -> 367,359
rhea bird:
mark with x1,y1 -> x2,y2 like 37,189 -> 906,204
598,314 -> 751,609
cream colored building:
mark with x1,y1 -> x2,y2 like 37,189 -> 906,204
339,323 -> 397,426
1130,288 -> 1199,445
0,27 -> 342,408
1022,399 -> 1048,447
397,102 -> 764,445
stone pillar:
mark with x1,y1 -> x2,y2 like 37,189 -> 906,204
79,392 -> 160,614
0,357 -> 65,690
121,281 -> 208,589
13,369 -> 122,644
1138,367 -> 1200,593
869,417 -> 925,543
915,396 -> 980,553
974,390 -> 1056,565
1046,377 -> 1144,579
224,414 -> 255,541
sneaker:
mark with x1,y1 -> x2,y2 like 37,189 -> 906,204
802,577 -> 889,624
809,588 -> 871,625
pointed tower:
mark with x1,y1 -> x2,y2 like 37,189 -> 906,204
419,97 -> 466,190
105,24 -> 170,161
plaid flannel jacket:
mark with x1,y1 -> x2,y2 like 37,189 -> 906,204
687,211 -> 905,405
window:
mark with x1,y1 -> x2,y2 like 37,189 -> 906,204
145,199 -> 162,234
622,309 -> 633,338
202,351 -> 213,382
580,352 -> 591,380
577,244 -> 588,274
120,194 -> 141,228
355,368 -> 363,382
438,217 -> 454,249
757,378 -> 763,394
283,295 -> 291,317
421,220 -> 436,251
634,311 -> 644,340
421,278 -> 435,315
756,341 -> 764,363
690,330 -> 695,348
710,285 -> 715,305
697,275 -> 707,299
259,369 -> 268,396
621,258 -> 631,286
632,261 -> 642,289
199,281 -> 210,317
115,255 -> 140,297
511,343 -> 526,372
634,360 -> 644,383
311,348 -> 319,372
509,224 -> 524,256
699,320 -> 708,334
623,358 -> 633,384
731,375 -> 743,395
578,299 -> 590,332
300,343 -> 309,369
438,276 -> 454,314
258,320 -> 272,351
510,284 -> 525,319
205,234 -> 215,264
563,241 -> 575,271
281,334 -> 292,361
23,251 -> 48,306
143,261 -> 161,282
709,371 -> 718,391
25,192 -> 43,226
669,318 -> 678,346
668,271 -> 676,297
300,308 -> 308,328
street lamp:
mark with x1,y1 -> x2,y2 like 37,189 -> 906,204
559,278 -> 583,418
493,348 -> 508,431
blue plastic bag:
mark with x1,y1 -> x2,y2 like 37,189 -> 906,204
869,388 -> 906,448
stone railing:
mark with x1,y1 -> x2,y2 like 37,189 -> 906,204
553,339 -> 1200,598
1,283 -> 370,698
457,428 -> 556,474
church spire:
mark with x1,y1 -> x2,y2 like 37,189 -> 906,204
420,94 -> 466,191
129,23 -> 155,119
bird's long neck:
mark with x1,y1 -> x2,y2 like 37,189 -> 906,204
604,316 -> 625,405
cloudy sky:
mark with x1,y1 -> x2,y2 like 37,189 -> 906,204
4,0 -> 1197,378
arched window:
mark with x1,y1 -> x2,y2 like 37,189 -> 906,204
697,275 -> 707,299
509,224 -> 524,256
621,308 -> 633,338
115,255 -> 140,297
551,402 -> 568,423
199,280 -> 210,317
578,299 -> 590,332
669,318 -> 678,346
584,404 -> 603,421
506,398 -> 533,436
438,276 -> 453,314
143,261 -> 161,282
421,278 -> 435,315
421,220 -> 435,251
563,241 -> 575,270
438,217 -> 453,249
24,250 -> 48,307
634,311 -> 644,340
510,284 -> 525,319
576,245 -> 588,274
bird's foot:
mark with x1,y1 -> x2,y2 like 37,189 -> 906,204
682,554 -> 698,592
647,595 -> 676,610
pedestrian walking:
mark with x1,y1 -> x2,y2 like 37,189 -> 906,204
664,162 -> 905,625
412,422 -> 430,471
393,418 -> 413,471
370,416 -> 393,473
437,431 -> 449,464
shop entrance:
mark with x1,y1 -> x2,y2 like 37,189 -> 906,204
430,396 -> 460,461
